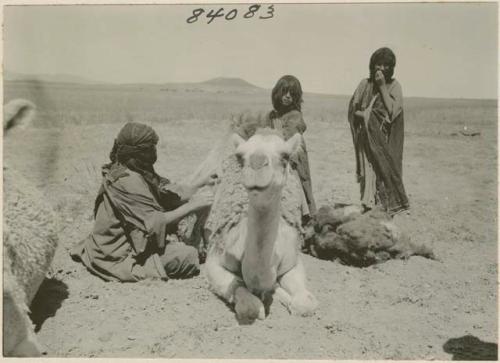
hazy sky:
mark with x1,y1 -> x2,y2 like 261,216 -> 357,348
4,3 -> 498,99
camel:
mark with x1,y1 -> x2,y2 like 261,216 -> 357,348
3,99 -> 59,356
203,127 -> 318,324
305,205 -> 434,266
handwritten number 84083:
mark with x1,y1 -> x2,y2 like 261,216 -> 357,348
186,5 -> 275,24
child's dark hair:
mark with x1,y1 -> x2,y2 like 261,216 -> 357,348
369,47 -> 396,82
271,75 -> 303,117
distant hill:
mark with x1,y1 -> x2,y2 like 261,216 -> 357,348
176,77 -> 262,94
4,71 -> 103,85
201,77 -> 261,89
3,72 -> 493,100
3,73 -> 265,94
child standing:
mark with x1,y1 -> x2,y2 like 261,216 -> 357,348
268,75 -> 317,220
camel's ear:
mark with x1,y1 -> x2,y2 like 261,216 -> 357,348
3,99 -> 36,132
285,133 -> 302,156
231,133 -> 246,149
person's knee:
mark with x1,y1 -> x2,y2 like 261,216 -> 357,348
175,245 -> 200,279
162,243 -> 200,279
184,246 -> 199,265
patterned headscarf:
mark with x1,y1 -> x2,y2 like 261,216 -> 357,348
105,122 -> 166,203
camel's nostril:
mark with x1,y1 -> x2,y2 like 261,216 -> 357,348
249,153 -> 268,170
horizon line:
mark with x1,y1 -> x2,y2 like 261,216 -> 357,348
3,73 -> 497,102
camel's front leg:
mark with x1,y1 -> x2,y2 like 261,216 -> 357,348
205,252 -> 265,324
234,286 -> 266,324
277,257 -> 318,316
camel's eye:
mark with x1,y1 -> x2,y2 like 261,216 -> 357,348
280,152 -> 290,164
235,152 -> 244,167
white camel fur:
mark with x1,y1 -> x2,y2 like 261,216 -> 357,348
3,99 -> 59,356
204,128 -> 318,323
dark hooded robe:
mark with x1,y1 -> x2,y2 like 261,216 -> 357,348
70,123 -> 199,282
348,78 -> 409,215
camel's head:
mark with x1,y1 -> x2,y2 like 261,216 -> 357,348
232,128 -> 301,205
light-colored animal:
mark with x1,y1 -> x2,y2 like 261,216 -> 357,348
306,205 -> 434,266
3,99 -> 59,356
203,128 -> 317,324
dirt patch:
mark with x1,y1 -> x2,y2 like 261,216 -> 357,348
3,93 -> 497,359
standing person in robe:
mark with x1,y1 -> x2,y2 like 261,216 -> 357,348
267,75 -> 317,221
348,47 -> 409,215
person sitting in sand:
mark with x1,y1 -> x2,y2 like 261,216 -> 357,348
71,122 -> 216,282
348,47 -> 409,215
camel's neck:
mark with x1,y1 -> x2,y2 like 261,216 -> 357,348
243,191 -> 282,275
245,197 -> 281,256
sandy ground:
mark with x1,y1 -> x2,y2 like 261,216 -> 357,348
3,99 -> 498,359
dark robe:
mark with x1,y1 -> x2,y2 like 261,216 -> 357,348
70,168 -> 191,282
348,78 -> 409,214
268,110 -> 317,216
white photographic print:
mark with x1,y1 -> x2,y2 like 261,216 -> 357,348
2,2 -> 498,360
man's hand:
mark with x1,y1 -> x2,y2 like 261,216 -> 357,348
204,173 -> 220,187
375,70 -> 386,88
189,190 -> 214,211
194,173 -> 220,189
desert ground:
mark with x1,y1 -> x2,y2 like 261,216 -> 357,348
3,79 -> 498,359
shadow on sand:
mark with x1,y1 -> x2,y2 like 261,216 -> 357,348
29,277 -> 69,332
443,335 -> 498,361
